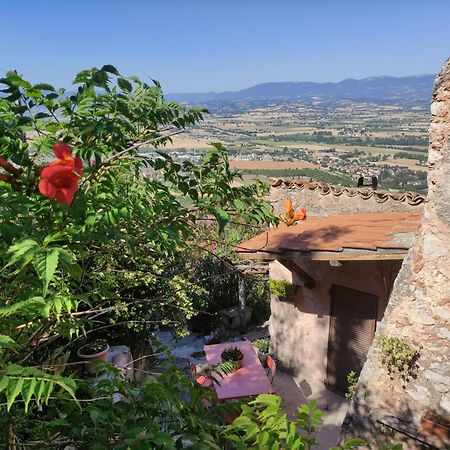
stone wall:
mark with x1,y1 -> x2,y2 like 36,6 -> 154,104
341,58 -> 450,448
269,181 -> 425,218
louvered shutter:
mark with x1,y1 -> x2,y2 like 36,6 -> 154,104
326,285 -> 378,394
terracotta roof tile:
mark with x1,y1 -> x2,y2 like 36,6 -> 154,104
236,211 -> 421,255
270,179 -> 426,206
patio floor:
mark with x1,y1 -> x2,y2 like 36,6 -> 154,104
273,369 -> 349,449
156,329 -> 349,448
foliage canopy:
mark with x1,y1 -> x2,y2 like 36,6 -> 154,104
0,65 -> 274,447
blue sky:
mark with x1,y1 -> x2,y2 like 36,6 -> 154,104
1,0 -> 449,92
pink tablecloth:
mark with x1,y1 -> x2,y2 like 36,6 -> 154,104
204,340 -> 273,401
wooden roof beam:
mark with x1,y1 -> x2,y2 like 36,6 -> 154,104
237,249 -> 408,262
278,259 -> 316,289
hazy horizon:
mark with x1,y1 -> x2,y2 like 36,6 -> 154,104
168,73 -> 437,94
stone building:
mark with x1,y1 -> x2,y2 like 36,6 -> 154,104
236,198 -> 423,397
236,58 -> 450,448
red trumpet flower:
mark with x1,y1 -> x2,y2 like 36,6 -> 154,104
38,143 -> 83,206
279,198 -> 307,226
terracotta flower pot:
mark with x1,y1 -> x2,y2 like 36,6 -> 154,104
77,343 -> 109,375
221,347 -> 244,371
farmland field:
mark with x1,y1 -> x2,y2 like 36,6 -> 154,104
166,99 -> 430,192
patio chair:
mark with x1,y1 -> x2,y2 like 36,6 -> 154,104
266,355 -> 276,384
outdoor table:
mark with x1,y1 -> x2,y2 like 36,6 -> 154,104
204,340 -> 273,401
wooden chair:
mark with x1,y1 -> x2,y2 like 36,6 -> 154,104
266,355 -> 276,384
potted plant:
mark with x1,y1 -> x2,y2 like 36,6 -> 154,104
221,346 -> 244,370
268,279 -> 297,302
77,340 -> 109,375
253,338 -> 270,367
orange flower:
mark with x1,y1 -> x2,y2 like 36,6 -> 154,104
279,198 -> 307,226
47,143 -> 83,174
38,143 -> 83,206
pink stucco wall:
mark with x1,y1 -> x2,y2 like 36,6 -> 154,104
269,259 -> 402,393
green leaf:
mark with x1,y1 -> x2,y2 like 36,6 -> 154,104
7,377 -> 24,411
214,208 -> 229,234
118,77 -> 133,93
33,83 -> 55,91
0,376 -> 9,393
44,248 -> 59,296
22,378 -> 37,413
43,232 -> 68,246
101,64 -> 119,76
34,112 -> 51,119
42,380 -> 54,404
255,393 -> 281,407
55,377 -> 77,402
5,239 -> 39,269
0,297 -> 45,318
35,379 -> 46,407
53,297 -> 62,315
57,249 -> 81,279
270,441 -> 280,450
0,335 -> 17,350
257,430 -> 269,446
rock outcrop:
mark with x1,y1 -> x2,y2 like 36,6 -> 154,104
341,58 -> 450,448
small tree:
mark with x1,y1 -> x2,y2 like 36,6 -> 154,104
0,65 -> 274,446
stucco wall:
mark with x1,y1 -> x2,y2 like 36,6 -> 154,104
269,259 -> 402,394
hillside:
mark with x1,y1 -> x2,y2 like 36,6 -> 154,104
167,74 -> 435,105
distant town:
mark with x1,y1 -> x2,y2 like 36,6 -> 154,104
164,98 -> 429,192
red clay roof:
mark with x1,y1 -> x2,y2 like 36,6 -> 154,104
236,211 -> 421,257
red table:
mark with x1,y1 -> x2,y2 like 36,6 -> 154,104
204,340 -> 273,401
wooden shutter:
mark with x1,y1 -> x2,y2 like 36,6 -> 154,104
326,285 -> 378,394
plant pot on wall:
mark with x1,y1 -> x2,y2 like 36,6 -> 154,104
268,279 -> 298,302
77,341 -> 109,375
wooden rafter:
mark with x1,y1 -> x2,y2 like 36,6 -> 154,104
237,249 -> 407,262
278,259 -> 316,289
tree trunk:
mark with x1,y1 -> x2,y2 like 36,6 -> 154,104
238,276 -> 247,333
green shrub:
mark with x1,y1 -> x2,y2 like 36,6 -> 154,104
188,225 -> 271,333
253,338 -> 270,354
346,370 -> 359,399
223,395 -> 366,449
268,279 -> 297,299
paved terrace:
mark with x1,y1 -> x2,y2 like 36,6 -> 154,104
157,329 -> 348,449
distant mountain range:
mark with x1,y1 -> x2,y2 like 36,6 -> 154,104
167,74 -> 435,105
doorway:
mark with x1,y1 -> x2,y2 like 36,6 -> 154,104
325,285 -> 378,395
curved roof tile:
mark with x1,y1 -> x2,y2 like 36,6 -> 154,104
269,179 -> 426,206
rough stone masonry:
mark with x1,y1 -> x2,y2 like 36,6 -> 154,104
341,59 -> 450,448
